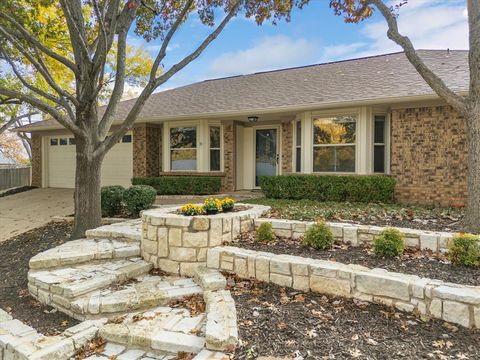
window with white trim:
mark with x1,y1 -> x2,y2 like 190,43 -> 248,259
373,115 -> 386,173
313,115 -> 356,172
295,120 -> 301,172
209,126 -> 221,171
170,127 -> 197,171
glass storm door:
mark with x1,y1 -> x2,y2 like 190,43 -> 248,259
255,128 -> 278,187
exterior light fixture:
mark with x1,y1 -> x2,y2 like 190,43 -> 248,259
248,116 -> 259,123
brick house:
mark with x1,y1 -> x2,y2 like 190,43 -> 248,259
16,50 -> 469,206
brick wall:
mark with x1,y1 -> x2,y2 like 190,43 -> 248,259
222,121 -> 235,192
281,121 -> 293,174
31,134 -> 42,187
133,124 -> 161,178
390,105 -> 467,206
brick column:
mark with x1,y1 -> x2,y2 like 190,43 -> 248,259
281,120 -> 293,174
31,134 -> 42,187
133,124 -> 161,178
222,121 -> 235,192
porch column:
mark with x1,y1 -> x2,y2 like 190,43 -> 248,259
222,120 -> 235,192
133,123 -> 162,178
31,134 -> 42,187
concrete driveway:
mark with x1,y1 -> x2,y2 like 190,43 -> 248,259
0,188 -> 74,242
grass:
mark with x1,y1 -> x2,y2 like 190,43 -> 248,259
242,197 -> 464,225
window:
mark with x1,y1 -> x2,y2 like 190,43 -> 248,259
59,138 -> 68,145
69,138 -> 76,145
295,121 -> 301,172
373,115 -> 386,173
209,126 -> 221,171
313,115 -> 356,172
170,127 -> 197,170
122,134 -> 132,143
50,138 -> 58,146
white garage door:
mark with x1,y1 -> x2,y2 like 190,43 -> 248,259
47,134 -> 133,188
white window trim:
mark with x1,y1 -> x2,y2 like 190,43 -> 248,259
163,120 -> 224,172
311,112 -> 358,174
294,119 -> 302,173
372,113 -> 391,174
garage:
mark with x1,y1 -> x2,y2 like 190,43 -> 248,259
46,134 -> 133,188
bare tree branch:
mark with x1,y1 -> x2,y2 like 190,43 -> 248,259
0,112 -> 36,135
369,0 -> 468,113
101,0 -> 241,154
0,86 -> 82,136
59,0 -> 91,64
0,12 -> 78,74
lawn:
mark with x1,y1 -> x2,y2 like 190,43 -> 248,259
243,198 -> 465,233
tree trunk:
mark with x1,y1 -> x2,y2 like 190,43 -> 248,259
462,108 -> 480,233
71,140 -> 104,239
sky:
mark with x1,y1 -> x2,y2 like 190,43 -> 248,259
125,0 -> 468,93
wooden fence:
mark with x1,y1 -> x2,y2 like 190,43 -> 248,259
0,167 -> 31,190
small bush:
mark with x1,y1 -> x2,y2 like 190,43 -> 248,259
123,185 -> 157,217
180,203 -> 205,216
448,234 -> 480,267
256,222 -> 276,243
203,197 -> 222,214
132,176 -> 222,195
101,185 -> 125,217
259,175 -> 395,203
221,197 -> 235,212
373,227 -> 405,257
303,222 -> 335,250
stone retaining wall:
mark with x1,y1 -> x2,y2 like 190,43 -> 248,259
141,204 -> 269,276
254,218 -> 454,253
207,246 -> 480,329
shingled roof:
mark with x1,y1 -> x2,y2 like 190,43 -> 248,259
16,50 -> 469,132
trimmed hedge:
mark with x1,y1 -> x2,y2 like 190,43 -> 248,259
259,175 -> 395,203
123,185 -> 157,216
132,176 -> 222,195
101,185 -> 125,217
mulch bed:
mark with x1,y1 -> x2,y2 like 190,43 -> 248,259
0,185 -> 36,198
230,276 -> 480,360
0,222 -> 80,334
235,233 -> 480,287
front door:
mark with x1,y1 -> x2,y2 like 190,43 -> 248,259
255,128 -> 278,187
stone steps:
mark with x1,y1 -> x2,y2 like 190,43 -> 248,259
0,308 -> 104,360
28,258 -> 153,319
29,238 -> 140,270
85,219 -> 142,242
99,306 -> 207,356
204,290 -> 238,351
70,275 -> 203,319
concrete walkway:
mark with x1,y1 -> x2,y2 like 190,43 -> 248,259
0,188 -> 74,242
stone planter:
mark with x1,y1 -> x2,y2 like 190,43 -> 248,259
141,204 -> 270,276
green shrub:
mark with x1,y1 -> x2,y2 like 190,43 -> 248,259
100,185 -> 125,217
448,234 -> 480,267
256,222 -> 276,243
259,175 -> 395,203
303,222 -> 335,250
373,228 -> 405,257
132,176 -> 221,195
123,185 -> 157,216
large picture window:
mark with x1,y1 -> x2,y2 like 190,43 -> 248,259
170,127 -> 197,170
209,126 -> 221,171
313,115 -> 356,172
374,115 -> 386,173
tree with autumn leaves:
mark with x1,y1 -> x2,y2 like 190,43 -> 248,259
0,0 -> 478,237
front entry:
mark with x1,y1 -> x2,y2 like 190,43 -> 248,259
255,128 -> 279,187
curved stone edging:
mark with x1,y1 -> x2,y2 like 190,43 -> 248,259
254,218 -> 456,252
141,204 -> 270,276
206,246 -> 480,329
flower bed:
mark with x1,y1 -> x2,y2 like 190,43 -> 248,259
234,233 -> 480,286
179,197 -> 236,216
207,246 -> 480,329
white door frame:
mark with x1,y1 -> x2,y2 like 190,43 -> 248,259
252,124 -> 281,189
